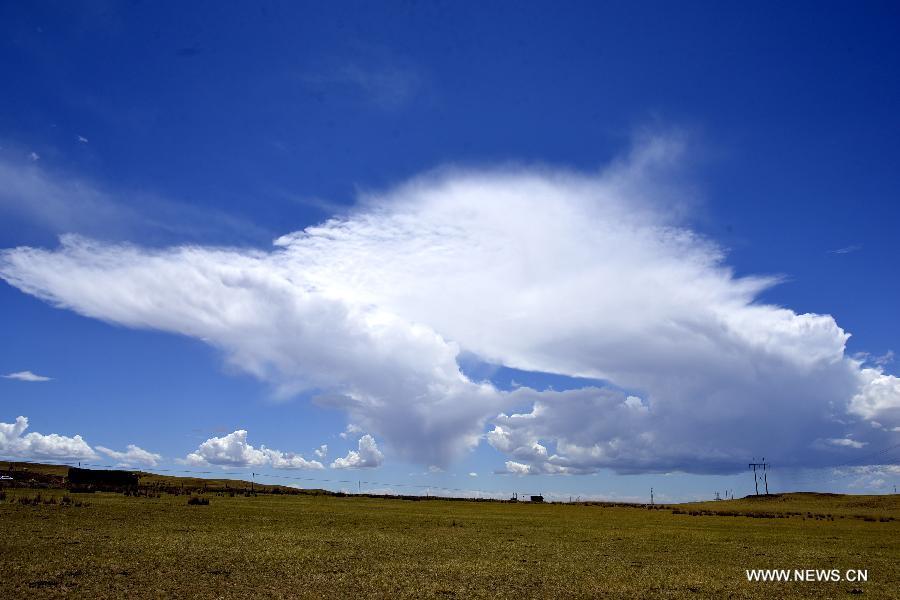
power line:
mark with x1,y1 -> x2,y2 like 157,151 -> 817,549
748,458 -> 769,495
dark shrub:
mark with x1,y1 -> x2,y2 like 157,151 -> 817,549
187,496 -> 209,506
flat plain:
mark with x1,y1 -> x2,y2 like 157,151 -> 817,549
1,477 -> 898,599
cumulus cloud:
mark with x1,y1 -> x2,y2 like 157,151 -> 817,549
849,368 -> 900,422
0,416 -> 96,460
330,434 -> 384,469
2,370 -> 52,382
504,461 -> 532,476
185,429 -> 324,469
96,444 -> 162,466
314,444 -> 328,459
2,137 -> 898,474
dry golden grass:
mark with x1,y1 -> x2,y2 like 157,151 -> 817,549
1,487 -> 897,598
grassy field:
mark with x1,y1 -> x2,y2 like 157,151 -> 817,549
1,483 -> 898,599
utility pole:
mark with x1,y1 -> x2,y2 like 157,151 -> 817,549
749,458 -> 770,495
650,487 -> 654,505
358,480 -> 361,494
251,472 -> 255,493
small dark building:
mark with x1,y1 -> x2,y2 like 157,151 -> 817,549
530,495 -> 544,503
67,467 -> 139,492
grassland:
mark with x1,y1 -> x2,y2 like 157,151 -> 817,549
1,469 -> 898,598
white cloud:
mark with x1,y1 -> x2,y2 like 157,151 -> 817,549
834,464 -> 900,491
186,429 -> 323,469
77,135 -> 89,144
330,434 -> 384,469
874,350 -> 895,367
849,368 -> 900,421
96,444 -> 162,466
2,136 -> 899,474
826,438 -> 867,449
0,416 -> 96,460
0,156 -> 266,243
504,461 -> 532,476
28,151 -> 39,161
2,370 -> 52,382
338,424 -> 363,439
314,444 -> 328,459
303,50 -> 422,110
468,472 -> 478,477
486,423 -> 549,463
828,244 -> 862,255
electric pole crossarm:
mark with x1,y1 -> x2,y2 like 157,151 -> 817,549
748,459 -> 770,496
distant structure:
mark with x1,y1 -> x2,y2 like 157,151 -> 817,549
530,495 -> 544,503
748,458 -> 770,495
67,467 -> 138,492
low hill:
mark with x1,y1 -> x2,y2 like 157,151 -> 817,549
674,491 -> 899,520
0,460 -> 326,496
2,460 -> 898,517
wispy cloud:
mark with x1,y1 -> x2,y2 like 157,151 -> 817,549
828,244 -> 862,254
303,49 -> 424,110
0,151 -> 269,245
874,350 -> 895,367
854,350 -> 895,368
2,370 -> 52,382
338,424 -> 363,440
826,437 -> 867,449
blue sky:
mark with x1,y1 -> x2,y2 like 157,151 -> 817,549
1,2 -> 899,501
